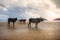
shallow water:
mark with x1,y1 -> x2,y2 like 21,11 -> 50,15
0,22 -> 60,40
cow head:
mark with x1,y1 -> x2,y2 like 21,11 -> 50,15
40,17 -> 47,21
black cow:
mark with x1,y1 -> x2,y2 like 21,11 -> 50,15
18,19 -> 26,23
8,18 -> 17,27
28,17 -> 47,28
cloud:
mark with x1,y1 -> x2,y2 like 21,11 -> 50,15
0,0 -> 60,22
0,14 -> 9,19
6,6 -> 26,18
52,0 -> 60,8
0,14 -> 9,22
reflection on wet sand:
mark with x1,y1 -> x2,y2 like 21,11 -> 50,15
0,22 -> 60,40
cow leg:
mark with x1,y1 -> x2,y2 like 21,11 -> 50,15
35,23 -> 38,28
28,22 -> 31,28
13,22 -> 14,28
24,21 -> 25,23
8,22 -> 10,27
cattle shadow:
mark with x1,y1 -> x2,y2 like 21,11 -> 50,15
27,24 -> 41,31
7,25 -> 16,30
28,26 -> 43,31
8,23 -> 16,28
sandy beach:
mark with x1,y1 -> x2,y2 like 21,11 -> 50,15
0,22 -> 60,40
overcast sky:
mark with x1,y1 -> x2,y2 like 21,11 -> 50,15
0,0 -> 60,22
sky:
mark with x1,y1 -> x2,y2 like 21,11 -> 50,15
0,0 -> 60,22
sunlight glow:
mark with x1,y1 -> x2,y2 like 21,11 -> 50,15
47,10 -> 57,21
44,0 -> 59,21
0,0 -> 60,21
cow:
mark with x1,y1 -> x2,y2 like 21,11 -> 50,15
18,19 -> 26,23
28,17 -> 47,28
8,18 -> 17,27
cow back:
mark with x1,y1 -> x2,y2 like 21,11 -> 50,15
8,18 -> 17,22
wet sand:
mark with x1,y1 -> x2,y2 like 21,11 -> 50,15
0,22 -> 60,40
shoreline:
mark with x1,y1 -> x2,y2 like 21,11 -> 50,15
0,22 -> 60,26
